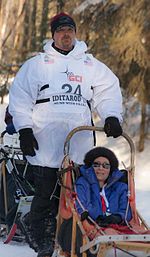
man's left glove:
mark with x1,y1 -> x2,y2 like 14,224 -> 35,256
104,117 -> 122,138
19,128 -> 39,156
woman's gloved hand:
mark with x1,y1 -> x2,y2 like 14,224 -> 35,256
96,214 -> 122,227
80,211 -> 89,221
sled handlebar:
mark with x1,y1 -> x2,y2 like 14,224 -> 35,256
63,126 -> 135,170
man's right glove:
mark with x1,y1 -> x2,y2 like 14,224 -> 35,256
104,116 -> 122,138
19,128 -> 39,156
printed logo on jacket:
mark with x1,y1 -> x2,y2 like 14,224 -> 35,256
61,67 -> 82,83
35,93 -> 88,114
50,93 -> 87,107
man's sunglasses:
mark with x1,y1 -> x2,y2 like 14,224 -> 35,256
92,162 -> 111,169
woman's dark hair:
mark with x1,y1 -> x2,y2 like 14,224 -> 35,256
84,147 -> 119,173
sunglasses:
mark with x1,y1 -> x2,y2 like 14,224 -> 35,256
92,162 -> 111,169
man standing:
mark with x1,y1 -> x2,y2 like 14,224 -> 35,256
9,13 -> 123,257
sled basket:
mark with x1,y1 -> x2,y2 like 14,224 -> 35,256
57,126 -> 150,257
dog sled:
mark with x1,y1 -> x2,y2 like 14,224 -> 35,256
1,126 -> 150,257
0,130 -> 35,244
56,126 -> 150,257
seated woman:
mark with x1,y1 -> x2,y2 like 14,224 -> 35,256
75,146 -> 132,227
58,147 -> 132,256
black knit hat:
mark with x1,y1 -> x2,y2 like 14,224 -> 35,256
84,147 -> 119,173
50,13 -> 76,36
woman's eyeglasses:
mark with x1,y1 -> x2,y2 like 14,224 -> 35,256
92,162 -> 111,169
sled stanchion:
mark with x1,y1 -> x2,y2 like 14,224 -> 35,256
0,131 -> 9,233
2,160 -> 8,218
121,132 -> 136,175
71,212 -> 77,257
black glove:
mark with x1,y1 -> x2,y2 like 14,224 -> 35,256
104,117 -> 122,138
19,128 -> 39,156
103,214 -> 122,225
96,214 -> 122,227
96,215 -> 105,226
81,211 -> 89,221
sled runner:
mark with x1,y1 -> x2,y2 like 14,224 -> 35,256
56,126 -> 150,257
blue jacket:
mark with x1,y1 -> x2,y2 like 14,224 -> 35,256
75,165 -> 132,222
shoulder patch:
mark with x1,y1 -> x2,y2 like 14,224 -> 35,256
44,54 -> 54,64
84,55 -> 93,66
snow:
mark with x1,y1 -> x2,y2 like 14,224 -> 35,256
73,0 -> 106,14
0,241 -> 37,257
0,100 -> 150,257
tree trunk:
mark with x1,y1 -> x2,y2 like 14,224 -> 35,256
30,0 -> 37,51
138,102 -> 146,152
0,0 -> 11,60
39,0 -> 49,47
13,0 -> 26,50
21,0 -> 30,57
57,0 -> 65,12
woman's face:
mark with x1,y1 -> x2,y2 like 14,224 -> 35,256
92,156 -> 111,184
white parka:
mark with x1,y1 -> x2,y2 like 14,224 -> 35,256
9,39 -> 123,168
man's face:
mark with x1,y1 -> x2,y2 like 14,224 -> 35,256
53,26 -> 76,51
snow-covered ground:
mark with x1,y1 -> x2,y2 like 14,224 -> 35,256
0,101 -> 150,257
0,241 -> 37,257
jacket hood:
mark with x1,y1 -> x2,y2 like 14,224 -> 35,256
80,165 -> 125,188
107,169 -> 125,187
43,39 -> 87,58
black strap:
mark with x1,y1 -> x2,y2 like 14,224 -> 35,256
87,100 -> 96,146
40,84 -> 49,91
36,98 -> 50,104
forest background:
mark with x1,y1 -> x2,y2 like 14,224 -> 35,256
0,0 -> 150,152
0,2 -> 150,256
